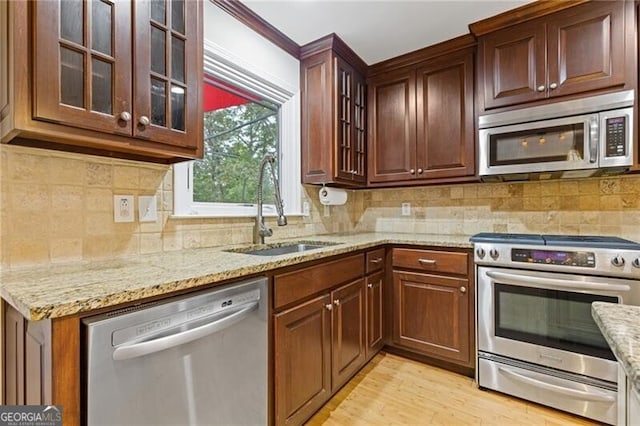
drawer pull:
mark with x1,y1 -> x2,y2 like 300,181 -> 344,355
369,258 -> 383,264
418,258 -> 436,266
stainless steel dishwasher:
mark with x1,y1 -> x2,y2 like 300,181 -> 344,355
83,277 -> 267,426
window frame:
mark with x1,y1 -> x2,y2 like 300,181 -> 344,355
173,40 -> 301,218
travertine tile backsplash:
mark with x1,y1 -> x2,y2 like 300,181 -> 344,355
2,144 -> 640,269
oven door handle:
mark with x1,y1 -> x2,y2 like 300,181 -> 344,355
486,271 -> 631,293
498,366 -> 615,403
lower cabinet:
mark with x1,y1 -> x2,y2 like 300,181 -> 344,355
391,247 -> 474,368
274,278 -> 366,426
366,270 -> 384,359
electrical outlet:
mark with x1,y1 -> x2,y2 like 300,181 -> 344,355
138,195 -> 158,222
401,202 -> 411,216
323,205 -> 330,217
303,201 -> 310,217
114,195 -> 135,223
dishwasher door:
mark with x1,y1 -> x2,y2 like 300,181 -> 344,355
83,277 -> 268,426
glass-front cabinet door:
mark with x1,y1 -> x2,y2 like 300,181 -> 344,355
33,0 -> 133,135
133,0 -> 200,149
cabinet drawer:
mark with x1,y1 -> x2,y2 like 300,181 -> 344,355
392,248 -> 468,276
365,249 -> 385,274
274,254 -> 365,309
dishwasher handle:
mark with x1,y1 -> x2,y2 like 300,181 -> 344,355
112,302 -> 258,361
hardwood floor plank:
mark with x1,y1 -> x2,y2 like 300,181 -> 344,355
306,352 -> 598,426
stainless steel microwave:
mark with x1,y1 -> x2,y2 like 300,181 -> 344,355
478,90 -> 634,181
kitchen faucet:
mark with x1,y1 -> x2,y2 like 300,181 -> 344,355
254,154 -> 287,244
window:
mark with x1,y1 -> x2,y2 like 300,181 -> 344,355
174,37 -> 301,217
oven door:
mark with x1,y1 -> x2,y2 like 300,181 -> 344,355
477,266 -> 637,383
478,113 -> 596,177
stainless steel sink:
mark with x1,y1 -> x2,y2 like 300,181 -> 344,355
227,241 -> 340,256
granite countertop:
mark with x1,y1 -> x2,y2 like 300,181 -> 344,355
0,232 -> 472,321
592,302 -> 640,393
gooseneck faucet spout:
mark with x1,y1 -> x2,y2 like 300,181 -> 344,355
254,154 -> 287,244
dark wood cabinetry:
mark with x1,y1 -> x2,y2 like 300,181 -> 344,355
1,0 -> 203,163
367,37 -> 476,185
301,34 -> 367,186
365,249 -> 385,359
474,0 -> 634,111
391,248 -> 474,368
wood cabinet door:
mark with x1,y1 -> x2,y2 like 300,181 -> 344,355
33,0 -> 133,135
480,20 -> 546,109
301,51 -> 333,184
546,0 -> 626,98
331,279 -> 366,391
366,271 -> 384,359
367,69 -> 416,183
351,70 -> 367,184
274,294 -> 332,426
133,0 -> 202,150
4,303 -> 25,405
415,49 -> 474,180
393,271 -> 470,364
335,56 -> 356,182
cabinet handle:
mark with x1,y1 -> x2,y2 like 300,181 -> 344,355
138,115 -> 150,127
417,168 -> 423,174
325,303 -> 333,311
410,169 -> 415,174
370,258 -> 383,264
460,286 -> 467,293
119,111 -> 132,122
418,258 -> 436,266
537,85 -> 546,92
367,283 -> 373,288
334,299 -> 340,306
549,82 -> 558,90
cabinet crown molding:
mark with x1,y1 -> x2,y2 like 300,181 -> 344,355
300,33 -> 368,75
469,0 -> 590,36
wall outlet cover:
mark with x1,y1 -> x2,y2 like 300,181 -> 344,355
139,195 -> 158,222
114,195 -> 135,223
401,202 -> 411,216
302,201 -> 310,217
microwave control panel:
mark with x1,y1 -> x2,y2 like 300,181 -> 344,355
605,116 -> 627,157
511,248 -> 595,268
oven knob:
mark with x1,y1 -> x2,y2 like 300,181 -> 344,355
476,248 -> 486,259
489,249 -> 499,260
633,258 -> 640,268
611,255 -> 626,267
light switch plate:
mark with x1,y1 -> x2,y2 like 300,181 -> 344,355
138,195 -> 158,222
114,195 -> 135,223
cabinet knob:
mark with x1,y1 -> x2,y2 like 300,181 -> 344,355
460,286 -> 467,293
537,85 -> 546,92
367,283 -> 373,288
119,111 -> 132,122
549,82 -> 558,90
138,115 -> 150,127
410,169 -> 415,175
417,168 -> 424,175
334,299 -> 340,306
325,303 -> 333,311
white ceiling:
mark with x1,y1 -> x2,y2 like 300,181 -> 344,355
241,0 -> 532,64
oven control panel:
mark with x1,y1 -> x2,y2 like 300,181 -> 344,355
511,248 -> 595,268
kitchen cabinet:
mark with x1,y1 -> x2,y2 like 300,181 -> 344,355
629,384 -> 640,425
474,0 -> 634,111
273,254 -> 366,426
367,38 -> 475,185
365,249 -> 385,359
301,34 -> 367,186
391,248 -> 474,368
1,0 -> 202,163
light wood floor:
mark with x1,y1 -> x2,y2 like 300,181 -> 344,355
306,352 -> 598,425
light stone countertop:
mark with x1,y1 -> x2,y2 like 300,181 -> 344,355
0,232 -> 473,320
592,302 -> 640,394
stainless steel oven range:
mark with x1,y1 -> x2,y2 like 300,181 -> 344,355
471,233 -> 640,425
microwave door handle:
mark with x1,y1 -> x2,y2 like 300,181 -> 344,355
486,270 -> 631,293
589,116 -> 598,163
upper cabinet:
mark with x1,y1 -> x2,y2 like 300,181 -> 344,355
1,0 -> 203,163
301,34 -> 368,186
368,37 -> 476,185
472,0 -> 635,112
